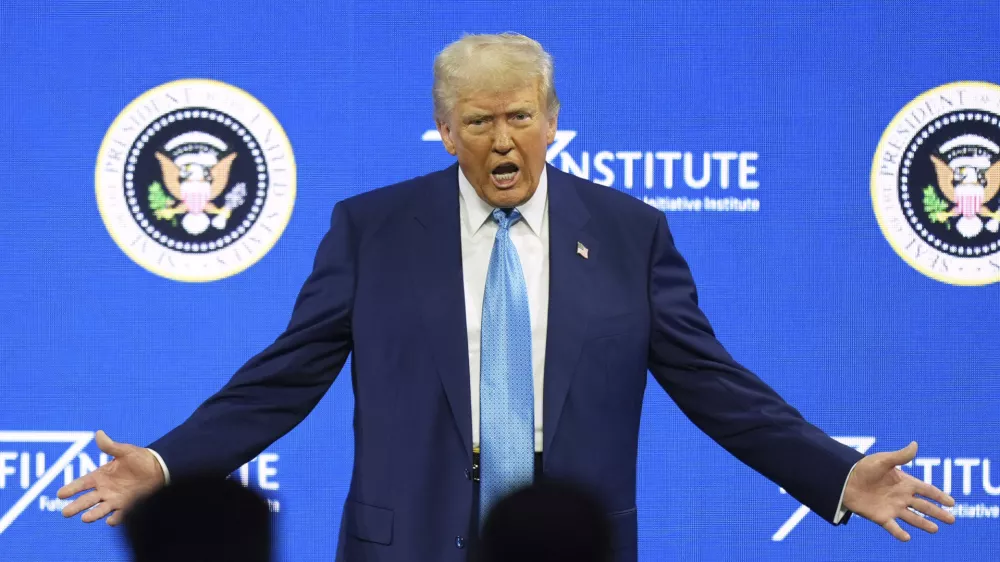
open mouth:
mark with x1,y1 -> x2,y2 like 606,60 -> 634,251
491,162 -> 520,188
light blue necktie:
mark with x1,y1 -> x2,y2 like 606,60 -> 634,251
480,207 -> 534,524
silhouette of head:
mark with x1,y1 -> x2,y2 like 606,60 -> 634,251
481,480 -> 613,562
124,477 -> 272,562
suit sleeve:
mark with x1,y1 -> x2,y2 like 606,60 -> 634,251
645,212 -> 863,524
148,201 -> 357,479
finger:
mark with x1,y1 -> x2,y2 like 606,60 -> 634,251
900,508 -> 938,534
914,479 -> 956,507
911,497 -> 956,524
81,501 -> 115,524
107,509 -> 126,527
62,490 -> 102,518
57,473 -> 96,499
884,441 -> 918,466
882,519 -> 911,542
95,430 -> 128,457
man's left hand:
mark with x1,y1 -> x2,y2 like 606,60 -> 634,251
843,441 -> 956,541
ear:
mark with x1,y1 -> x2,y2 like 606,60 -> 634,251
435,119 -> 457,156
545,111 -> 558,145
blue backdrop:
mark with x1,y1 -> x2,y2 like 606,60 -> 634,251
1,1 -> 998,560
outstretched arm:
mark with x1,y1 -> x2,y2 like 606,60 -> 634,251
644,212 -> 862,523
148,201 -> 358,478
59,201 -> 358,524
643,213 -> 955,539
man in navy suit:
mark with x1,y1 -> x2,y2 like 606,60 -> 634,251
60,33 -> 955,561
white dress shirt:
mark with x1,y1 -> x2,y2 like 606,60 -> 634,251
459,166 -> 549,453
152,163 -> 852,522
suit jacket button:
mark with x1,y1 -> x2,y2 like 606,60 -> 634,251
464,468 -> 471,480
455,536 -> 465,549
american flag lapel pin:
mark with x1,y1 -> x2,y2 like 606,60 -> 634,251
577,241 -> 589,259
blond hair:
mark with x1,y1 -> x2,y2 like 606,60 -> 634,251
433,32 -> 560,121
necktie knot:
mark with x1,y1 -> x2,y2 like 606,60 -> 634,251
491,207 -> 521,231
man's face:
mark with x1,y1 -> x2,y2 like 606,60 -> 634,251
436,81 -> 557,208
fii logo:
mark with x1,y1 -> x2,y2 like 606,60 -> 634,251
0,431 -> 94,534
773,436 -> 1000,541
0,431 -> 281,535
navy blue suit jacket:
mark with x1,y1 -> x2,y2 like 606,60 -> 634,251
150,163 -> 864,562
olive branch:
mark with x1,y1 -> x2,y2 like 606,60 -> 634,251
148,182 -> 178,227
923,185 -> 951,230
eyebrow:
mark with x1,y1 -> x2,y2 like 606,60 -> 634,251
460,105 -> 537,123
461,112 -> 493,122
505,106 -> 535,115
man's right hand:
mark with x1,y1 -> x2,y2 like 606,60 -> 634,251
57,430 -> 165,526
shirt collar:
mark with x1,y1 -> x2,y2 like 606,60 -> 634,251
458,165 -> 548,236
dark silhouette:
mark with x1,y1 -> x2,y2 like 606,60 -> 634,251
124,477 -> 272,562
480,480 -> 613,562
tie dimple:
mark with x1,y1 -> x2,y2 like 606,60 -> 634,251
492,207 -> 519,229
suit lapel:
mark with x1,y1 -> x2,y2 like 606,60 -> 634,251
406,164 -> 473,461
542,164 -> 595,459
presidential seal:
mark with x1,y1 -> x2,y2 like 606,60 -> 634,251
872,81 -> 1000,286
871,82 -> 1000,285
96,79 -> 296,282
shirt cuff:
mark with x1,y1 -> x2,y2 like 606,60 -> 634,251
832,461 -> 859,524
147,448 -> 171,485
